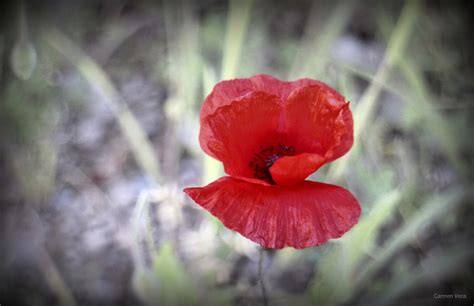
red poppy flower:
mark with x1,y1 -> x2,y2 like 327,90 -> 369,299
184,74 -> 361,249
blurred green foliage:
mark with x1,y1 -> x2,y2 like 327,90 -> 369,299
1,0 -> 472,305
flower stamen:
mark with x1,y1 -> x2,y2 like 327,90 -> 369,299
248,143 -> 295,183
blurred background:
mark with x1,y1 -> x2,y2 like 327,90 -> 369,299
0,0 -> 473,305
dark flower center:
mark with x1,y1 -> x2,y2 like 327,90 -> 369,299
248,143 -> 295,184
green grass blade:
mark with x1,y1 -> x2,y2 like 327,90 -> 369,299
376,246 -> 474,305
40,250 -> 77,306
153,243 -> 198,306
340,189 -> 402,272
310,189 -> 401,305
355,188 -> 465,286
202,65 -> 224,184
398,58 -> 464,174
289,1 -> 355,80
328,0 -> 420,181
376,11 -> 464,176
43,29 -> 161,183
221,0 -> 254,79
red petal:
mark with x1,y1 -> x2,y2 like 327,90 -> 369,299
249,74 -> 323,101
284,84 -> 353,163
184,177 -> 361,249
200,78 -> 253,120
200,74 -> 323,120
199,92 -> 282,178
269,153 -> 325,186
